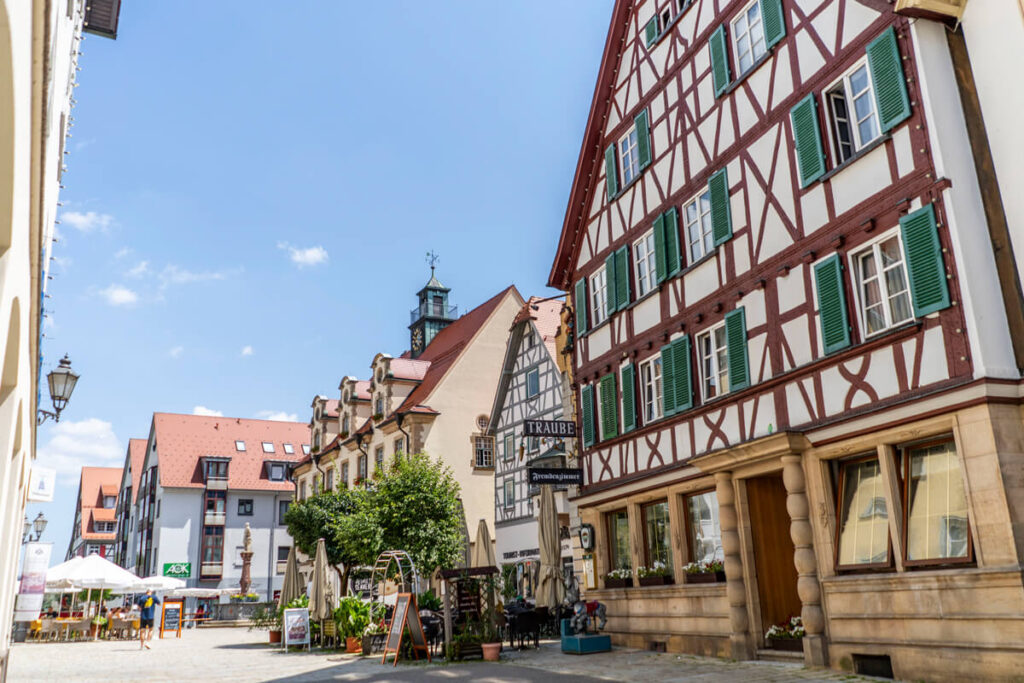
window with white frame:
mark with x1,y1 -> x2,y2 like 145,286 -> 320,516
639,355 -> 664,423
262,442 -> 275,454
590,266 -> 609,326
269,463 -> 286,481
524,330 -> 535,349
619,124 -> 641,186
683,188 -> 713,263
504,479 -> 515,508
375,446 -> 385,472
283,443 -> 294,455
301,444 -> 310,455
528,436 -> 540,453
851,232 -> 912,336
633,229 -> 658,297
504,433 -> 514,462
341,414 -> 350,434
475,437 -> 494,468
731,0 -> 766,75
526,368 -> 540,398
394,437 -> 404,455
234,440 -> 246,452
697,322 -> 730,400
826,60 -> 880,165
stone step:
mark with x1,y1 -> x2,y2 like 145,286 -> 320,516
756,648 -> 803,663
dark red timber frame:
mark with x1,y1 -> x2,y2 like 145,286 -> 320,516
832,453 -> 895,573
550,0 -> 974,496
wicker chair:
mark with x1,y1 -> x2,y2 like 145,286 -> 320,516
321,619 -> 338,649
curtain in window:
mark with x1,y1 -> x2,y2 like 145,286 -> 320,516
837,459 -> 889,566
643,502 -> 672,568
686,491 -> 723,564
608,511 -> 631,571
907,442 -> 969,561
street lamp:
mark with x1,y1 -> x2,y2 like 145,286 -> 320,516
21,512 -> 47,544
37,354 -> 79,424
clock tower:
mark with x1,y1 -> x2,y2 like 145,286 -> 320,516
409,261 -> 457,358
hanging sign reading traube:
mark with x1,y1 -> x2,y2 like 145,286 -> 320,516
522,419 -> 577,438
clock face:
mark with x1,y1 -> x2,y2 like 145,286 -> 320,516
412,328 -> 423,351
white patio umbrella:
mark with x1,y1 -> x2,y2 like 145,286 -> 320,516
46,553 -> 141,592
136,575 -> 186,592
170,587 -> 235,598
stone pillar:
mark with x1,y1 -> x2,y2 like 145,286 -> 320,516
715,471 -> 753,660
239,551 -> 253,596
781,455 -> 827,666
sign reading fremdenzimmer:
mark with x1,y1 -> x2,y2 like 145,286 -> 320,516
163,562 -> 191,578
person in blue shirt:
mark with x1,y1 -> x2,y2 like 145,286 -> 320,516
136,589 -> 161,650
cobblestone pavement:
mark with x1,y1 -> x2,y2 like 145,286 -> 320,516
7,627 -> 890,682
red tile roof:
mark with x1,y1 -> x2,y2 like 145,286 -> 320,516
76,466 -> 122,541
322,399 -> 339,417
516,297 -> 564,360
353,381 -> 371,400
389,358 -> 431,381
152,413 -> 310,491
127,438 -> 147,504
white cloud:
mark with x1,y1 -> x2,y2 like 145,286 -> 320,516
158,265 -> 238,290
61,211 -> 113,233
99,284 -> 138,306
169,345 -> 184,358
127,260 -> 149,278
36,418 -> 124,484
241,345 -> 254,357
277,242 -> 328,268
192,406 -> 223,417
114,247 -> 132,259
255,410 -> 299,422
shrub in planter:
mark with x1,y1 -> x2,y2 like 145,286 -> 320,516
361,622 -> 386,655
765,616 -> 805,651
637,561 -> 674,586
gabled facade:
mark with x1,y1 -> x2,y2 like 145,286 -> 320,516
293,277 -> 524,558
118,413 -> 308,602
66,467 -> 123,560
489,297 -> 575,594
110,438 -> 147,567
549,1 -> 1024,680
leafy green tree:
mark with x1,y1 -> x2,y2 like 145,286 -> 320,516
283,487 -> 373,594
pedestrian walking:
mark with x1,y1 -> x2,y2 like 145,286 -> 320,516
136,589 -> 160,650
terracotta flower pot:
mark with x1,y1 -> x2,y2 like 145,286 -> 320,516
481,642 -> 502,661
269,629 -> 282,644
345,636 -> 361,653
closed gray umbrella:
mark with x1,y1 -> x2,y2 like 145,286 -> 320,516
278,546 -> 302,610
471,519 -> 496,569
309,538 -> 333,622
537,485 -> 564,609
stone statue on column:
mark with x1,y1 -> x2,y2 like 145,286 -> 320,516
239,522 -> 254,596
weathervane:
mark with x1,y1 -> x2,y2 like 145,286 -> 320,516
425,250 -> 440,275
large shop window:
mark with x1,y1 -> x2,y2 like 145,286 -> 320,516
685,491 -> 723,564
836,457 -> 891,568
607,509 -> 632,572
642,501 -> 673,569
904,440 -> 971,564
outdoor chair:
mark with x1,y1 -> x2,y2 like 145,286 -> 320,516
65,619 -> 91,641
321,619 -> 338,649
109,618 -> 131,640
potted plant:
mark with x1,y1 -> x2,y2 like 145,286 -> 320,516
765,616 -> 805,652
604,567 -> 633,589
90,615 -> 107,639
361,621 -> 386,655
335,597 -> 370,653
683,559 -> 726,584
637,561 -> 674,586
479,575 -> 503,662
372,412 -> 384,422
249,603 -> 282,643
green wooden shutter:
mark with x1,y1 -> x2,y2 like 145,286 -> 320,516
660,343 -> 676,416
653,213 -> 668,284
813,255 -> 851,354
900,204 -> 950,316
614,246 -> 630,311
605,144 -> 619,199
663,207 -> 681,278
672,336 -> 693,412
710,25 -> 731,97
581,385 -> 595,447
867,27 -> 911,132
621,364 -> 637,432
725,308 -> 750,391
635,110 -> 651,170
604,252 -> 618,315
760,0 -> 785,49
574,278 -> 588,335
599,373 -> 618,440
644,15 -> 659,48
790,93 -> 826,188
709,168 -> 732,245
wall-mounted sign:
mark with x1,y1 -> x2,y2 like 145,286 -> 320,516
523,419 -> 576,438
527,467 -> 583,486
163,562 -> 191,578
14,542 -> 51,621
578,524 -> 595,551
27,467 -> 56,503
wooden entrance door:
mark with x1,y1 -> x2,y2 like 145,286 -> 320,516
746,475 -> 801,638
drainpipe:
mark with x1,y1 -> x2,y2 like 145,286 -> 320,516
312,452 -> 324,493
396,413 -> 411,456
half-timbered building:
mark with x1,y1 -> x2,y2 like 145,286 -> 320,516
548,1 -> 1024,679
488,297 -> 574,593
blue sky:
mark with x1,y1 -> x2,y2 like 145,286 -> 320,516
27,1 -> 614,561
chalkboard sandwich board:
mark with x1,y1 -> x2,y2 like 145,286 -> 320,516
380,593 -> 430,666
160,599 -> 183,639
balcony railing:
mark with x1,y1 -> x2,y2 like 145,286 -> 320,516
204,511 -> 226,526
205,477 -> 228,491
200,562 -> 222,578
409,302 -> 457,324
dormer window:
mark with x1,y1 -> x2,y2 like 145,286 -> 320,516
206,460 -> 229,480
262,442 -> 275,454
269,463 -> 286,482
342,415 -> 350,434
283,443 -> 294,454
313,431 -> 321,450
103,495 -> 116,509
235,440 -> 246,452
375,395 -> 384,416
